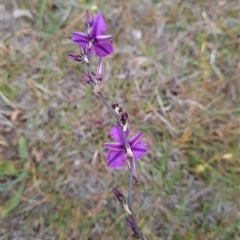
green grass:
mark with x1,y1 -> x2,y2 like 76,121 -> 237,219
1,0 -> 239,239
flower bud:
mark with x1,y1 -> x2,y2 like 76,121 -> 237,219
112,103 -> 119,109
96,57 -> 103,81
126,219 -> 139,238
112,188 -> 124,202
68,53 -> 83,62
85,10 -> 92,26
121,112 -> 128,125
82,72 -> 91,84
126,219 -> 134,230
112,103 -> 122,114
68,50 -> 89,64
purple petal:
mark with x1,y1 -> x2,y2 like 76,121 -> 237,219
129,132 -> 143,147
110,125 -> 124,143
103,142 -> 123,150
93,41 -> 113,57
95,35 -> 113,43
71,32 -> 88,49
131,141 -> 147,160
90,12 -> 107,38
107,150 -> 125,168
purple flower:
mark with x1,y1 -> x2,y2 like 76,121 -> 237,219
103,125 -> 147,168
71,11 -> 113,57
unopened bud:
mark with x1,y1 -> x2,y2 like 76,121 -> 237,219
96,57 -> 103,81
85,10 -> 92,26
126,220 -> 138,238
112,103 -> 119,109
126,219 -> 135,231
68,49 -> 89,64
112,188 -> 124,202
113,188 -> 132,214
112,103 -> 122,114
126,219 -> 145,239
121,112 -> 128,126
82,72 -> 91,84
68,53 -> 83,62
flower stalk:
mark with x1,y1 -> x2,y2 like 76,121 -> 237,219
68,10 -> 147,239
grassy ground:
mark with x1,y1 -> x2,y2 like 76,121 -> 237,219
1,0 -> 239,239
